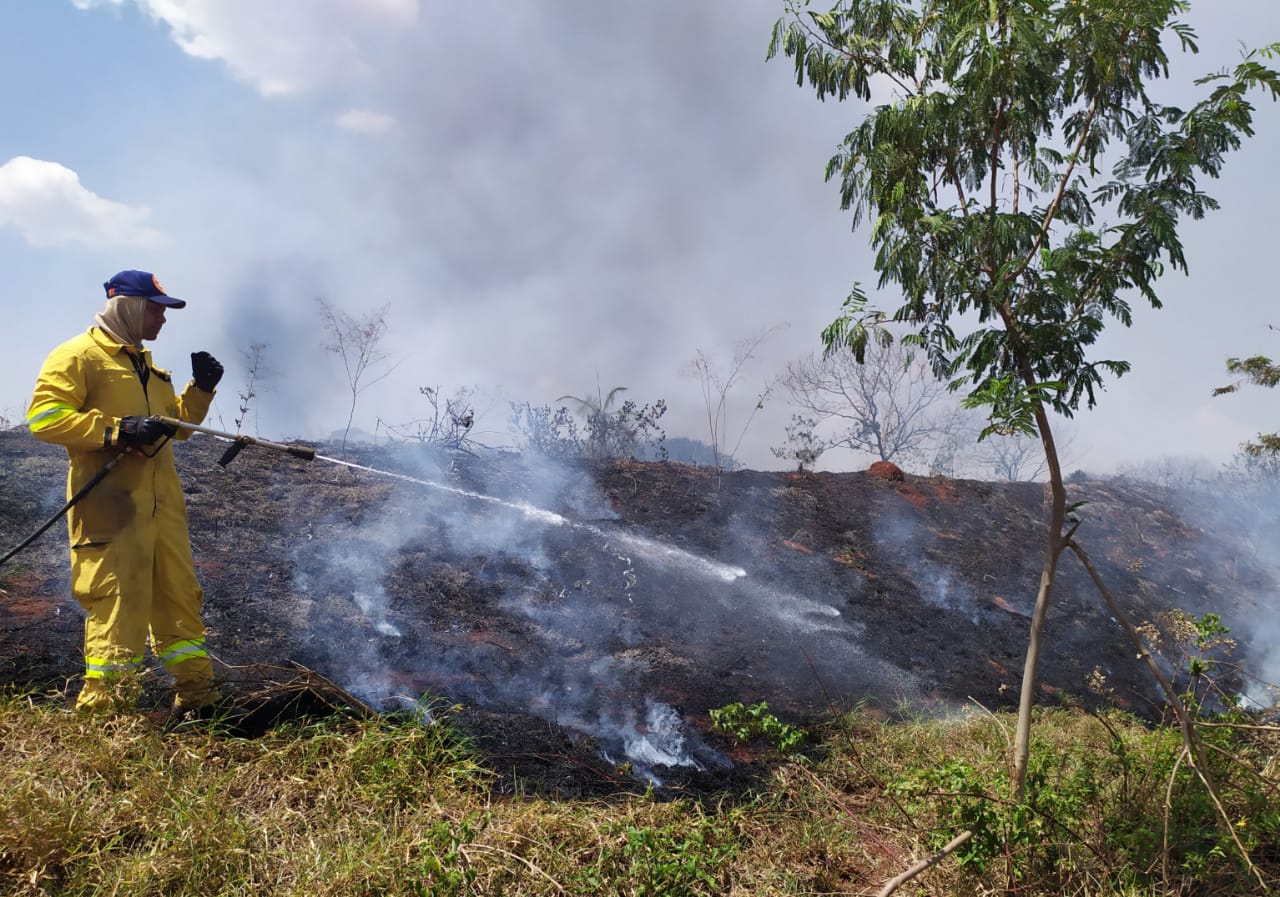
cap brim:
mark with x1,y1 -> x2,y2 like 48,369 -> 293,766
148,295 -> 187,309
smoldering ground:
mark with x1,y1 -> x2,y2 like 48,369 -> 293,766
1144,467 -> 1280,707
5,429 -> 1280,787
282,448 -> 925,774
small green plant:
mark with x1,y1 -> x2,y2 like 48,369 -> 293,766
709,701 -> 807,755
576,820 -> 736,897
889,759 -> 1004,871
410,817 -> 480,896
771,414 -> 824,472
1143,610 -> 1243,716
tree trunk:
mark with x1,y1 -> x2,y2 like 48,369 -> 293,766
1011,401 -> 1067,801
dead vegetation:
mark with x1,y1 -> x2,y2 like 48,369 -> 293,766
3,429 -> 1278,777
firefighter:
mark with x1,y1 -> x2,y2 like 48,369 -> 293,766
27,270 -> 224,714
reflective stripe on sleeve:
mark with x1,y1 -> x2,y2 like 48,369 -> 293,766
27,402 -> 78,432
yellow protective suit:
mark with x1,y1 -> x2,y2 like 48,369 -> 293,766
27,326 -> 216,711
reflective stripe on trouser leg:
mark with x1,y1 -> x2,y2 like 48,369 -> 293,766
156,637 -> 218,709
157,638 -> 208,670
85,653 -> 146,678
73,535 -> 153,712
78,652 -> 145,711
150,509 -> 217,710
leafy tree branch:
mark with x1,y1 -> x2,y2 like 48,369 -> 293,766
772,0 -> 1280,804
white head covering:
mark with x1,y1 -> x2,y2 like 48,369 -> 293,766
95,296 -> 151,347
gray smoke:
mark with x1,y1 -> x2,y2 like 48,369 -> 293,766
1152,464 -> 1280,708
286,450 -> 734,772
281,445 -> 926,777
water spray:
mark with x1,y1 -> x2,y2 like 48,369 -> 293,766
161,418 -> 748,584
311,454 -> 748,584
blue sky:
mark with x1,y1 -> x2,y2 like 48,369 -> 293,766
2,0 -> 1277,475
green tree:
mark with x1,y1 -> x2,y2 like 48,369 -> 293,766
1215,348 -> 1280,455
770,0 -> 1279,799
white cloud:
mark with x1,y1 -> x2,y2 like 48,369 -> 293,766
336,108 -> 397,136
0,156 -> 166,249
72,0 -> 418,96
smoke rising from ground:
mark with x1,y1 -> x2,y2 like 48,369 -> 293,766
1144,467 -> 1280,706
283,447 -> 927,772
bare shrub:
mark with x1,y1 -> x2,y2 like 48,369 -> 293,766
317,299 -> 397,456
381,385 -> 478,452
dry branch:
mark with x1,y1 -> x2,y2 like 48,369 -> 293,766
1067,539 -> 1267,891
875,829 -> 972,897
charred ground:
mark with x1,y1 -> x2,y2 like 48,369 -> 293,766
1,429 -> 1275,794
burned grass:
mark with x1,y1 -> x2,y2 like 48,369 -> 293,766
1,429 -> 1278,798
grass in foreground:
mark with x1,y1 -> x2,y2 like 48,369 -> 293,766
1,691 -> 1278,896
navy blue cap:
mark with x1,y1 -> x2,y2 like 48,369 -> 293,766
103,270 -> 187,309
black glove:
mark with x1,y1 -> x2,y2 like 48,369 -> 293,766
191,351 -> 224,392
118,415 -> 178,446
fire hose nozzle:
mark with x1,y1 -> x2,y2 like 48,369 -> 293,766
156,416 -> 316,465
217,437 -> 251,468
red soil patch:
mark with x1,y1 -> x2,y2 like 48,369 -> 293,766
0,593 -> 62,622
867,461 -> 904,481
894,484 -> 930,510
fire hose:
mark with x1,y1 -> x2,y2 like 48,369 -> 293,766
0,417 -> 315,569
0,451 -> 127,569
